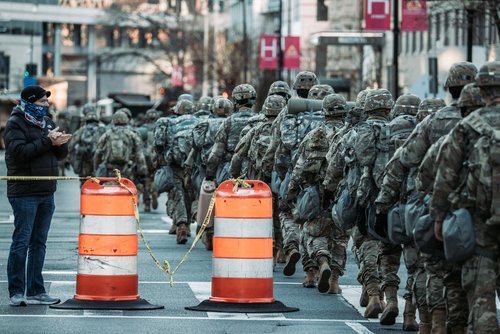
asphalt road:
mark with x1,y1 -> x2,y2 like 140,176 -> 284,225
0,151 -> 494,334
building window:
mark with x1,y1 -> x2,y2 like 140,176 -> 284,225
419,31 -> 423,53
454,9 -> 460,45
412,31 -> 416,53
435,12 -> 441,42
405,32 -> 409,54
427,14 -> 432,51
317,0 -> 328,21
473,10 -> 485,45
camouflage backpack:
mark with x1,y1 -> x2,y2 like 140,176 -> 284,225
355,119 -> 393,205
249,120 -> 274,172
192,117 -> 225,165
169,114 -> 198,166
106,127 -> 134,165
76,124 -> 104,160
459,109 -> 500,225
280,111 -> 325,160
226,110 -> 254,153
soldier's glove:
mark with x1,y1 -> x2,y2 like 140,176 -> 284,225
373,213 -> 389,241
205,175 -> 214,182
278,200 -> 291,211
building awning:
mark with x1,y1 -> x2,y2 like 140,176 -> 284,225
108,93 -> 155,108
311,31 -> 385,47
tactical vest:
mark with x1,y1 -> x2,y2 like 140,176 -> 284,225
168,114 -> 198,166
226,111 -> 254,153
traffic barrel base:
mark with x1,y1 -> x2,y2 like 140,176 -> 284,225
186,180 -> 298,314
185,300 -> 298,313
51,298 -> 163,310
51,178 -> 163,311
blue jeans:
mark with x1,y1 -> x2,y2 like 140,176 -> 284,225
7,195 -> 55,297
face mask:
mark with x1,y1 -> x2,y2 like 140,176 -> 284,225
21,99 -> 48,120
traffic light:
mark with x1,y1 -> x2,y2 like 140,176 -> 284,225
25,63 -> 37,77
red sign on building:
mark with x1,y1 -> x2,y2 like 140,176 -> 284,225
401,0 -> 428,32
171,65 -> 183,87
365,0 -> 391,31
259,35 -> 278,70
284,36 -> 300,69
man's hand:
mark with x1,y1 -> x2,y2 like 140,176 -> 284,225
48,128 -> 71,146
434,220 -> 443,241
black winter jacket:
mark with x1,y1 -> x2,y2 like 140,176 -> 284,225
4,107 -> 68,197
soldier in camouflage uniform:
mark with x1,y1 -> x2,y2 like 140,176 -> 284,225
94,110 -> 147,181
68,112 -> 106,186
184,97 -> 232,249
205,84 -> 256,185
374,94 -> 425,329
416,98 -> 446,123
260,71 -> 320,280
136,109 -> 160,212
398,62 -> 477,333
286,94 -> 349,294
194,96 -> 213,118
164,99 -> 199,244
431,61 -> 500,334
230,95 -> 286,264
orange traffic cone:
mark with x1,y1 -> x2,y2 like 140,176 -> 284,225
51,177 -> 162,310
186,180 -> 298,313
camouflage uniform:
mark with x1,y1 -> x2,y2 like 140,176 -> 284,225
431,62 -> 498,334
164,100 -> 199,244
68,112 -> 106,186
374,94 -> 424,329
286,94 -> 348,294
136,109 -> 160,212
230,95 -> 286,261
399,62 -> 478,332
205,84 -> 256,184
93,110 -> 147,180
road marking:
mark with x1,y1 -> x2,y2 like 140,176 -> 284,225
345,321 -> 375,334
0,313 -> 373,323
42,271 -> 77,275
137,229 -> 170,234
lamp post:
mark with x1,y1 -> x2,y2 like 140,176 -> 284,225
242,0 -> 248,82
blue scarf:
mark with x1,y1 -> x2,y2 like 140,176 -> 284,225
21,99 -> 47,128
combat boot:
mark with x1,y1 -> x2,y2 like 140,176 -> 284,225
430,308 -> 446,334
202,230 -> 213,251
176,224 -> 189,244
360,284 -> 369,307
169,224 -> 177,235
283,249 -> 300,276
302,268 -> 318,288
327,269 -> 342,294
364,282 -> 383,318
277,247 -> 286,263
418,307 -> 432,334
317,256 -> 331,293
380,286 -> 399,325
402,298 -> 418,331
144,201 -> 151,213
152,192 -> 158,210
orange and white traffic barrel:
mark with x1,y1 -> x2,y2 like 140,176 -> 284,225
51,177 -> 162,310
186,180 -> 298,313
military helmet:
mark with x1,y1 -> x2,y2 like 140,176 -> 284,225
322,93 -> 347,117
178,93 -> 194,102
457,83 -> 486,108
392,93 -> 421,117
112,110 -> 129,125
307,84 -> 335,100
197,96 -> 213,111
444,61 -> 478,88
82,103 -> 96,115
268,80 -> 292,99
145,109 -> 159,121
355,89 -> 369,108
364,89 -> 394,113
416,98 -> 446,122
261,95 -> 286,117
84,111 -> 99,122
292,71 -> 319,90
212,97 -> 233,116
116,107 -> 132,121
475,61 -> 500,87
174,99 -> 195,115
232,84 -> 257,101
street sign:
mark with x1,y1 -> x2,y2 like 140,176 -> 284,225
365,0 -> 391,31
284,36 -> 300,69
259,35 -> 278,70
